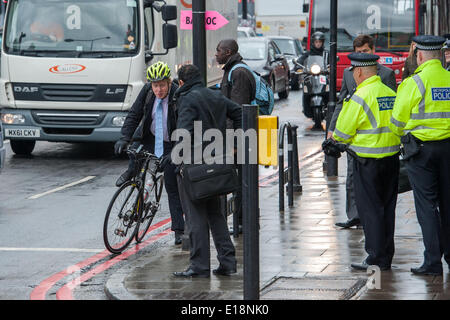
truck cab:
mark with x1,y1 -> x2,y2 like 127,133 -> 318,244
0,0 -> 177,155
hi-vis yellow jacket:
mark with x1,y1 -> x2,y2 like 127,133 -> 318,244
333,75 -> 400,158
389,59 -> 450,141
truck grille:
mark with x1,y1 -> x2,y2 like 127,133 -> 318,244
31,111 -> 106,126
41,84 -> 96,101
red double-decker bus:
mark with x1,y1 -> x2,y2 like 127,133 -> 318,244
306,0 -> 450,90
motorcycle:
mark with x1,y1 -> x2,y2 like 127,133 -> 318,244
294,52 -> 329,128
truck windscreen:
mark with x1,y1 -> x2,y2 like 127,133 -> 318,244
4,0 -> 139,57
311,0 -> 415,52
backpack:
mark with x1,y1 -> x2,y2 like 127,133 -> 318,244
228,63 -> 275,115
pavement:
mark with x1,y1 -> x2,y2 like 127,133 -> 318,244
103,138 -> 450,301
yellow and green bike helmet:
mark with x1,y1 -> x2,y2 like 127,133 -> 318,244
146,61 -> 171,82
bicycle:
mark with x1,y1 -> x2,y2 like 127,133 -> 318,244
103,145 -> 164,254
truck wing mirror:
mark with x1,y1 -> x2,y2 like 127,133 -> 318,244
302,4 -> 309,13
161,5 -> 177,21
163,24 -> 178,49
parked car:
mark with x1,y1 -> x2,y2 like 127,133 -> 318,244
237,26 -> 257,38
237,37 -> 290,99
0,121 -> 5,173
268,36 -> 304,90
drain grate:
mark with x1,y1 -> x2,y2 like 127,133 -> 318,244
260,276 -> 367,300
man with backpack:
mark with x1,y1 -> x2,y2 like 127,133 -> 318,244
215,39 -> 255,235
216,39 -> 256,106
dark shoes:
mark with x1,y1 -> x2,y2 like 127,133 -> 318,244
115,170 -> 133,187
213,265 -> 237,276
411,264 -> 443,276
351,259 -> 391,271
174,231 -> 183,245
335,218 -> 361,229
173,268 -> 210,278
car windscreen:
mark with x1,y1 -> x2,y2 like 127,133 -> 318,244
272,39 -> 297,56
4,0 -> 139,57
311,0 -> 415,51
238,41 -> 267,60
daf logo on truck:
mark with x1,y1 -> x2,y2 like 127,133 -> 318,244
14,86 -> 39,93
49,64 -> 86,74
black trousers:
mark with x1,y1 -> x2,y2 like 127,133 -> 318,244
176,175 -> 236,273
128,141 -> 184,232
346,154 -> 359,220
353,154 -> 399,267
406,138 -> 450,269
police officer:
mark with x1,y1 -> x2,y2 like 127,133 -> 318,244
329,34 -> 397,229
333,53 -> 400,271
389,35 -> 450,276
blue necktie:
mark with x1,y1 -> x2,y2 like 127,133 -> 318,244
154,99 -> 164,158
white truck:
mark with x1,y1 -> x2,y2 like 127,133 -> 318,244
0,0 -> 237,155
255,0 -> 308,42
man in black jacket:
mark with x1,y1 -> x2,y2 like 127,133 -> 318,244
216,39 -> 256,105
216,39 -> 256,235
114,61 -> 185,245
172,64 -> 242,278
328,35 -> 397,229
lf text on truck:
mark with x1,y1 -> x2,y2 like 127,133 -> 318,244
0,0 -> 180,155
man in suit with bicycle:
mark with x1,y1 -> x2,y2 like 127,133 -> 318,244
114,61 -> 185,245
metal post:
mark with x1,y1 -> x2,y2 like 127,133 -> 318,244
278,124 -> 285,212
325,0 -> 338,176
290,125 -> 302,193
287,125 -> 294,208
242,104 -> 259,300
192,0 -> 207,85
242,0 -> 247,20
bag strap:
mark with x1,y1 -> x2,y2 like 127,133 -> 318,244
228,63 -> 255,83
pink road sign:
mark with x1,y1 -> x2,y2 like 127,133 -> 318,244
180,10 -> 229,30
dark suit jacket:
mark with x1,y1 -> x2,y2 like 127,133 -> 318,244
329,63 -> 396,132
174,76 -> 242,164
120,82 -> 178,152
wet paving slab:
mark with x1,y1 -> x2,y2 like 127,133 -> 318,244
104,149 -> 450,300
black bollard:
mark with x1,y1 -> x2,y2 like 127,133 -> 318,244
287,125 -> 294,208
290,125 -> 303,193
278,123 -> 286,212
242,104 -> 259,300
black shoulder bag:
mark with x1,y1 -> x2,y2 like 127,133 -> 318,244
179,92 -> 239,202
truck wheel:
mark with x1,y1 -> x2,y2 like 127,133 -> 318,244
10,140 -> 36,155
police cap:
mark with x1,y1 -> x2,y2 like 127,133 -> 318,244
412,35 -> 446,51
444,39 -> 450,50
348,52 -> 379,71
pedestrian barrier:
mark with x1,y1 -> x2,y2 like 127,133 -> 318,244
278,122 -> 302,212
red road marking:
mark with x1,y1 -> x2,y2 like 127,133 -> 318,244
56,228 -> 172,300
30,217 -> 171,300
29,250 -> 110,300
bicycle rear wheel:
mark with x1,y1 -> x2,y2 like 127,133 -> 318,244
103,181 -> 141,254
135,175 -> 164,243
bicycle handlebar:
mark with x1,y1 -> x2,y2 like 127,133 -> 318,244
126,145 -> 160,162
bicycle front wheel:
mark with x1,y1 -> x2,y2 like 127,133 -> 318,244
103,181 -> 141,254
135,175 -> 164,243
